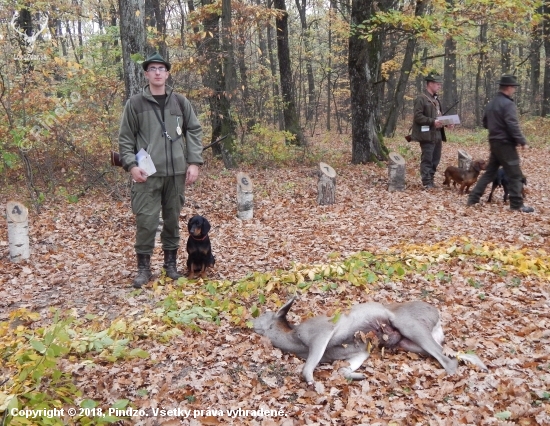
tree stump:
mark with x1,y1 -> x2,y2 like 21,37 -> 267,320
6,200 -> 30,262
236,172 -> 253,220
387,152 -> 406,192
317,162 -> 336,205
458,149 -> 472,170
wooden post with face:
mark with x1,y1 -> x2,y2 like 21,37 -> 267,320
387,152 -> 406,192
317,162 -> 336,205
6,200 -> 30,262
236,172 -> 253,220
458,149 -> 472,171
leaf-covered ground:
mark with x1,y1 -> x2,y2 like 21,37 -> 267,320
1,134 -> 550,425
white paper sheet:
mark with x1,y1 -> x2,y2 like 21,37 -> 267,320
438,114 -> 461,125
136,148 -> 157,176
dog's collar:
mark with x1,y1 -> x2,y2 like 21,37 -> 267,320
190,234 -> 208,241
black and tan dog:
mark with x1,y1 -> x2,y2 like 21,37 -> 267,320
487,168 -> 527,203
186,215 -> 215,279
443,159 -> 487,194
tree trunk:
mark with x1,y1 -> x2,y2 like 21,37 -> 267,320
384,0 -> 427,137
236,172 -> 254,220
237,41 -> 255,129
7,201 -> 30,263
501,40 -> 511,73
222,0 -> 238,94
443,1 -> 458,115
387,152 -> 406,192
119,0 -> 146,100
458,149 -> 472,170
295,0 -> 316,122
199,0 -> 237,168
265,0 -> 283,128
543,1 -> 550,116
317,163 -> 336,205
273,0 -> 304,145
348,0 -> 389,164
145,0 -> 167,57
475,23 -> 488,126
530,17 -> 542,116
327,2 -> 333,131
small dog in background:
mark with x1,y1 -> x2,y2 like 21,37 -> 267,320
487,168 -> 527,203
443,159 -> 487,194
186,215 -> 215,279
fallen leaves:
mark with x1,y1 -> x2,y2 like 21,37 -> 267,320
1,138 -> 550,424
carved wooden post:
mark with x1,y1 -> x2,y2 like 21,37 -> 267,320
7,200 -> 30,262
237,172 -> 253,220
387,152 -> 406,192
458,149 -> 472,170
317,162 -> 336,205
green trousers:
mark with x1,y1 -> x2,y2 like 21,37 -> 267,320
131,175 -> 186,255
419,140 -> 442,186
467,141 -> 525,209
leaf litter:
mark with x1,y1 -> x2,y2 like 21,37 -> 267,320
0,139 -> 549,425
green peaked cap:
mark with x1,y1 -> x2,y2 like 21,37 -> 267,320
142,52 -> 171,71
424,72 -> 443,83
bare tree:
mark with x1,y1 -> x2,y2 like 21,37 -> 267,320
349,0 -> 391,163
543,0 -> 550,116
273,0 -> 304,145
295,0 -> 316,122
119,0 -> 146,99
384,0 -> 427,137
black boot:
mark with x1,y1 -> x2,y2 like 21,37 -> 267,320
133,254 -> 153,288
163,249 -> 182,280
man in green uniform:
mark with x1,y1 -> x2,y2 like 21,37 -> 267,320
411,72 -> 446,189
467,75 -> 533,213
118,52 -> 204,288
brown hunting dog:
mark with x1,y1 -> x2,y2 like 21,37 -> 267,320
443,159 -> 487,194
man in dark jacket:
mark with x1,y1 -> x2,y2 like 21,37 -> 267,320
467,75 -> 533,213
119,52 -> 204,288
411,72 -> 447,189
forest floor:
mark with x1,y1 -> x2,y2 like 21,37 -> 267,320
1,129 -> 550,425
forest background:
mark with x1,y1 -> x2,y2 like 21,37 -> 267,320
2,0 -> 550,198
1,0 -> 550,425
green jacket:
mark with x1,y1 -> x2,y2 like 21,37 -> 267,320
411,90 -> 446,143
118,85 -> 203,176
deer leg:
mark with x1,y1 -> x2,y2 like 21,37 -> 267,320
392,317 -> 458,375
301,330 -> 336,385
340,351 -> 370,380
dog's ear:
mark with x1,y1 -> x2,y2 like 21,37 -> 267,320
202,217 -> 211,235
188,216 -> 195,232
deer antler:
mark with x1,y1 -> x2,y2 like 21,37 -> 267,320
10,12 -> 26,39
10,11 -> 49,52
29,13 -> 49,43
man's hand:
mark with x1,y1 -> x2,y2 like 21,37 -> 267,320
434,120 -> 444,129
186,164 -> 199,184
130,166 -> 148,183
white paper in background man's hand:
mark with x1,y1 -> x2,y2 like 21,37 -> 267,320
136,148 -> 157,176
438,115 -> 461,126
